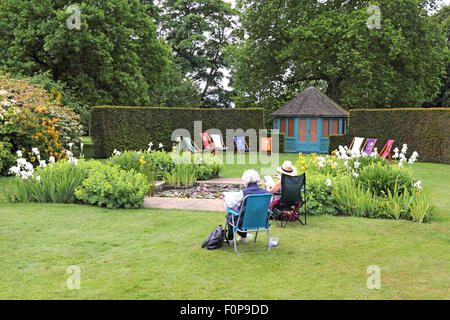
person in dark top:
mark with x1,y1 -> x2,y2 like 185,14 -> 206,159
224,169 -> 268,242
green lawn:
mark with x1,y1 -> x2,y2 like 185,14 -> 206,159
0,155 -> 449,299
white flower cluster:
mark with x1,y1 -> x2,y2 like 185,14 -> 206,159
9,150 -> 37,180
9,147 -> 67,181
312,155 -> 337,168
334,145 -> 377,160
66,150 -> 78,165
147,142 -> 163,152
112,149 -> 121,156
393,144 -> 419,166
414,180 -> 422,190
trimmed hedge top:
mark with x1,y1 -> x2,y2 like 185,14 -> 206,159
328,108 -> 450,164
91,106 -> 265,158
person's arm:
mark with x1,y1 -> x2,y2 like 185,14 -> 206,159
268,180 -> 281,194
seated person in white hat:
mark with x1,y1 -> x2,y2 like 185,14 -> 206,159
268,161 -> 299,210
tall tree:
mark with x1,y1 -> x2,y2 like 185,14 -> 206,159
157,0 -> 237,107
0,0 -> 171,107
424,4 -> 450,107
230,0 -> 447,114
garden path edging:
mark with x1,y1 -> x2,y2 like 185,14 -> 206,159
144,196 -> 225,212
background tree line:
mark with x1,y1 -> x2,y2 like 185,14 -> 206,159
0,0 -> 448,130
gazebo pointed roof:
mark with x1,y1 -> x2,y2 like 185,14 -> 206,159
270,87 -> 349,118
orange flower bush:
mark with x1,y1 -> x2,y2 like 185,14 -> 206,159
0,73 -> 82,174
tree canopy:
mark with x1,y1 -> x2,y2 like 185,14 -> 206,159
157,0 -> 236,107
229,0 -> 448,114
0,0 -> 171,107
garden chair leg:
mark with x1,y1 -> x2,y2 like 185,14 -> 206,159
253,231 -> 258,245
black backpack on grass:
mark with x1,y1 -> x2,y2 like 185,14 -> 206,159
202,225 -> 228,250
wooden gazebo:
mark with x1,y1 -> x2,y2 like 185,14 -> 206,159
271,87 -> 349,153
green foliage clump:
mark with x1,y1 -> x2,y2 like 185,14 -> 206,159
110,150 -> 173,180
355,164 -> 414,197
6,160 -> 100,203
305,173 -> 349,216
164,164 -> 198,187
0,0 -> 170,108
0,141 -> 14,175
291,152 -> 432,222
230,0 -> 447,115
75,165 -> 150,209
110,150 -> 223,183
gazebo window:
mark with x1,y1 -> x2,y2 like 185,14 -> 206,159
299,119 -> 307,142
332,119 -> 339,134
280,119 -> 286,134
322,119 -> 330,138
288,119 -> 295,137
310,119 -> 317,142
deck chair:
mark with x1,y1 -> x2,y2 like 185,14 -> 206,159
234,136 -> 249,154
210,134 -> 228,152
362,138 -> 377,155
270,173 -> 307,228
225,193 -> 273,255
349,137 -> 365,154
183,137 -> 202,153
379,139 -> 395,161
260,137 -> 272,152
200,133 -> 215,153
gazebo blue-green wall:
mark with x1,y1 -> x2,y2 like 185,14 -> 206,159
273,117 -> 347,153
270,87 -> 349,154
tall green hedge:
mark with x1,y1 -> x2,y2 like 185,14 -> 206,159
329,108 -> 450,164
91,106 -> 265,158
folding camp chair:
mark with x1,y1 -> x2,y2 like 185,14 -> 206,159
234,136 -> 249,154
260,137 -> 272,153
379,139 -> 395,161
200,133 -> 215,153
349,137 -> 365,154
210,134 -> 228,152
225,193 -> 273,255
183,137 -> 202,153
270,173 -> 307,228
362,138 -> 377,155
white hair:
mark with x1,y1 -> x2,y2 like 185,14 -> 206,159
242,169 -> 260,187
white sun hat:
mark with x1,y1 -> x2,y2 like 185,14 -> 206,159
277,160 -> 298,176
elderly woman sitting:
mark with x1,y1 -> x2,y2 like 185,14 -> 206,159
223,169 -> 268,242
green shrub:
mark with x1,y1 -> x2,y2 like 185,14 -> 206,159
0,141 -> 14,174
6,160 -> 101,203
409,189 -> 433,223
355,164 -> 414,197
328,108 -> 450,164
111,150 -> 173,180
75,165 -> 150,209
305,173 -> 349,216
334,181 -> 380,218
110,150 -> 223,181
91,106 -> 265,158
